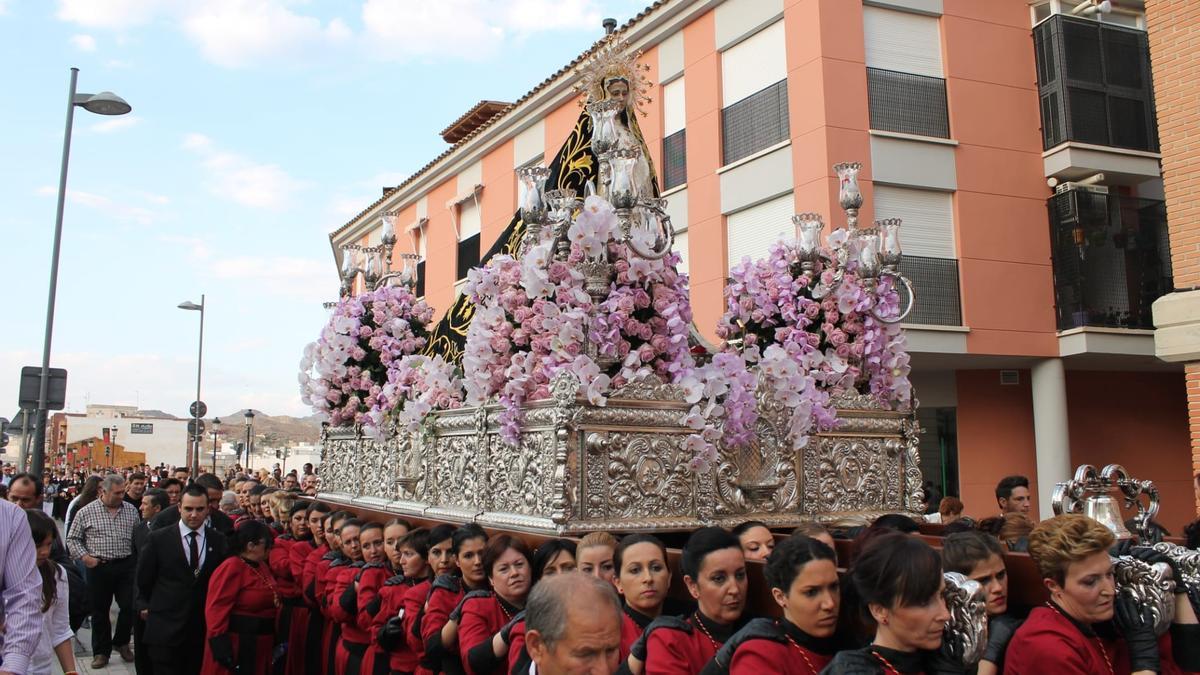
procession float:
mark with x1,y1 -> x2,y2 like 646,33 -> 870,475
303,32 -> 1185,664
303,34 -> 922,536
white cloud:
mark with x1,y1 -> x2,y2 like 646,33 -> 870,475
210,255 -> 334,302
361,0 -> 604,61
70,34 -> 97,51
56,0 -> 168,29
156,234 -> 211,261
89,115 -> 141,133
180,0 -> 351,68
35,185 -> 159,225
181,133 -> 308,210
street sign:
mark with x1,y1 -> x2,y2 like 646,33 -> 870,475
130,423 -> 153,434
187,419 -> 206,436
18,367 -> 67,410
189,401 -> 207,418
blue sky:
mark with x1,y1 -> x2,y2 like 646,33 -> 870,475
0,0 -> 646,420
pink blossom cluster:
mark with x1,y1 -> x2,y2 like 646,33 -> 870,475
462,196 -> 696,447
385,355 -> 464,433
299,284 -> 440,437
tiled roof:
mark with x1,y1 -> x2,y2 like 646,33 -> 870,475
440,100 -> 512,143
328,1 -> 668,242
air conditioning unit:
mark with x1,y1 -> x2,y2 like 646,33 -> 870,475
1054,183 -> 1110,226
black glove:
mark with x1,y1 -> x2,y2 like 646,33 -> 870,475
629,615 -> 691,662
431,574 -> 461,594
499,610 -> 525,644
982,614 -> 1021,665
1110,539 -> 1136,558
1130,547 -> 1184,592
209,633 -> 237,670
1113,593 -> 1160,674
924,647 -> 969,675
338,583 -> 358,616
377,615 -> 406,651
449,589 -> 491,624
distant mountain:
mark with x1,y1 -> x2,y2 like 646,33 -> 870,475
136,409 -> 180,420
206,409 -> 321,445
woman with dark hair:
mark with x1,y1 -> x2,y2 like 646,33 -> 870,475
732,520 -> 775,562
824,532 -> 949,674
331,521 -> 386,675
643,527 -> 748,674
531,538 -> 577,583
202,520 -> 279,675
614,533 -> 673,663
377,523 -> 454,675
272,502 -> 311,675
942,530 -> 1019,675
26,509 -> 77,675
1005,514 -> 1200,675
424,524 -> 488,675
710,535 -> 840,674
456,534 -> 532,675
296,503 -> 332,672
369,526 -> 430,675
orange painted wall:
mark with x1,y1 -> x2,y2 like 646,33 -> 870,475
424,178 -> 459,319
681,11 -> 725,339
955,369 -> 1040,519
480,139 -> 515,252
1065,371 -> 1194,532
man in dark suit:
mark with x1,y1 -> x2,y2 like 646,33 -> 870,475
136,485 -> 229,675
150,472 -> 235,537
132,487 -> 168,675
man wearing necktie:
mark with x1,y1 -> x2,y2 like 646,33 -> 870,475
136,485 -> 229,675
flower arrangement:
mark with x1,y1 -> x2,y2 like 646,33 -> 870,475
676,230 -> 913,472
299,283 -> 456,437
462,194 -> 695,446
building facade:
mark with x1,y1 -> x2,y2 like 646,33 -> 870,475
50,405 -> 190,469
330,0 -> 1191,529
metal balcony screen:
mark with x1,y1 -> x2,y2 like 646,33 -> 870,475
1048,192 -> 1172,330
1033,15 -> 1157,151
416,260 -> 426,298
662,129 -> 687,190
897,255 -> 962,326
456,233 -> 480,281
721,79 -> 789,165
866,68 -> 951,139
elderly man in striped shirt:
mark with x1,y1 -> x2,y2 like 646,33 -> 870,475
0,498 -> 43,674
66,473 -> 140,669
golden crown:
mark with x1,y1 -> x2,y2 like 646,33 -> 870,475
574,33 -> 653,115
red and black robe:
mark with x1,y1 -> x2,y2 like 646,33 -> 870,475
728,618 -> 835,675
458,591 -> 520,675
645,612 -> 742,675
202,556 -> 279,675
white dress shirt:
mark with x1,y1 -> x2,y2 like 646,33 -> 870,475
178,519 -> 206,571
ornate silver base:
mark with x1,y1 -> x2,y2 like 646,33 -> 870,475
318,373 -> 923,534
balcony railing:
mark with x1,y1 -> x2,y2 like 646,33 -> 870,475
1034,15 -> 1158,152
866,68 -> 950,139
898,255 -> 962,327
721,79 -> 789,165
1049,191 -> 1171,330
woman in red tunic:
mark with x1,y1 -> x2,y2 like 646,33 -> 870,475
642,527 -> 749,675
714,535 -> 840,674
372,523 -> 430,675
823,533 -> 949,674
330,519 -> 384,675
456,534 -> 532,675
1005,514 -> 1199,675
400,524 -> 455,675
300,508 -> 336,675
203,520 -> 281,675
273,502 -> 312,675
613,533 -> 672,665
942,530 -> 1021,675
507,539 -> 579,673
422,524 -> 489,675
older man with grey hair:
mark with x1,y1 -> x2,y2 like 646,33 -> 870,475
525,572 -> 623,675
67,473 -> 141,668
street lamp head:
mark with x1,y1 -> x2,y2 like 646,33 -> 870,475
80,91 -> 132,116
213,417 -> 221,427
244,410 -> 255,425
178,300 -> 203,311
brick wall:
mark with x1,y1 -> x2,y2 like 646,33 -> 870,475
1146,0 -> 1200,290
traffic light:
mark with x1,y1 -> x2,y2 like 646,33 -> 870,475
0,417 -> 9,452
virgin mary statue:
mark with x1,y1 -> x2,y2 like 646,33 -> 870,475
423,33 -> 660,364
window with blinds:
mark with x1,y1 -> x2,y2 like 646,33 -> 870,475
725,193 -> 794,269
863,7 -> 950,139
720,21 -> 789,165
872,185 -> 955,259
456,199 -> 481,281
663,78 -> 687,190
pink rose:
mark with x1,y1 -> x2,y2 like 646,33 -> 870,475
638,344 -> 656,362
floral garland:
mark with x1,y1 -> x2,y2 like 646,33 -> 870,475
677,231 -> 913,472
463,195 -> 694,446
299,283 -> 459,437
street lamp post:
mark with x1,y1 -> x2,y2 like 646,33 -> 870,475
30,68 -> 132,479
211,417 -> 221,474
178,296 -> 205,476
244,410 -> 255,472
109,424 -> 118,467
